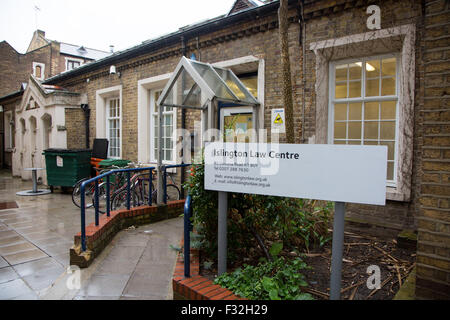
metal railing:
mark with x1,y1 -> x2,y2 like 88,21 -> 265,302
183,194 -> 193,278
79,163 -> 191,252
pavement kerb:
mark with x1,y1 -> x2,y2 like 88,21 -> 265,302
40,231 -> 120,300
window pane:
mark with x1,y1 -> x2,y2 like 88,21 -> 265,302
364,102 -> 379,120
165,126 -> 172,137
381,77 -> 396,96
380,141 -> 395,161
335,64 -> 347,82
335,82 -> 347,99
381,101 -> 396,119
348,122 -> 362,139
364,140 -> 378,146
165,150 -> 172,161
366,79 -> 379,96
382,58 -> 396,77
240,77 -> 258,98
364,122 -> 379,139
334,140 -> 346,144
334,122 -> 346,139
387,162 -> 394,181
380,121 -> 395,140
348,140 -> 361,145
348,63 -> 362,80
334,103 -> 347,121
349,81 -> 361,98
349,103 -> 362,120
366,60 -> 380,78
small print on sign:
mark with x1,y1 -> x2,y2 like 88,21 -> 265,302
56,156 -> 63,167
271,108 -> 285,133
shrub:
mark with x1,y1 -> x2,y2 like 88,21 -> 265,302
214,255 -> 313,300
184,160 -> 332,263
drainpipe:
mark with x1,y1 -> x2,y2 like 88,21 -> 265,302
180,36 -> 186,197
298,0 -> 306,143
81,104 -> 90,149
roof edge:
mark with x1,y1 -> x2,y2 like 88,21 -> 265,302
44,0 -> 288,85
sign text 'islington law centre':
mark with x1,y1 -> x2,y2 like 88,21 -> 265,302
204,142 -> 387,205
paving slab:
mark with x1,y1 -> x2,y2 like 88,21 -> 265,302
0,256 -> 9,268
3,248 -> 48,265
72,217 -> 183,300
0,278 -> 35,299
0,267 -> 19,284
0,170 -> 184,300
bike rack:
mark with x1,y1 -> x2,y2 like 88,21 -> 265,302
80,166 -> 155,252
79,163 -> 192,252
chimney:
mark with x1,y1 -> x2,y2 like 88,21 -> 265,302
36,30 -> 45,38
109,45 -> 114,53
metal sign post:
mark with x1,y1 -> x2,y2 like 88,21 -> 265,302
204,142 -> 387,299
218,191 -> 228,276
330,201 -> 346,300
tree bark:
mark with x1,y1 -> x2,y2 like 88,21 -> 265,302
278,0 -> 295,143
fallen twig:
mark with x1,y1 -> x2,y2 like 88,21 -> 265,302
343,242 -> 371,246
367,274 -> 394,299
349,253 -> 384,268
341,280 -> 366,294
372,245 -> 399,263
302,287 -> 329,299
303,253 -> 326,257
395,264 -> 402,287
349,286 -> 358,300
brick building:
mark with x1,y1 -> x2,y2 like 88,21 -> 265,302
19,0 -> 450,299
0,29 -> 111,97
0,30 -> 110,172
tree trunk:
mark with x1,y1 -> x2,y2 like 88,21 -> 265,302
278,0 -> 295,143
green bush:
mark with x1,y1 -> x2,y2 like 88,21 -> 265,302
214,255 -> 313,300
185,160 -> 332,260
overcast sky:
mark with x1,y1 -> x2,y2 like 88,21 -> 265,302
0,0 -> 237,54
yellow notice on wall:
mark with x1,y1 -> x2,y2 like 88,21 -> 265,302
271,108 -> 285,133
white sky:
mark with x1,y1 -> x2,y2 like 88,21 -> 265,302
0,0 -> 237,54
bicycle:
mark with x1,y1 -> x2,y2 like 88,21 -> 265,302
110,169 -> 181,211
71,165 -> 122,209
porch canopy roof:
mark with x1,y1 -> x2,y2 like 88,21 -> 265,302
157,56 -> 259,110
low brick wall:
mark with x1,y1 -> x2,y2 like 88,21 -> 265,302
70,200 -> 185,268
172,243 -> 245,300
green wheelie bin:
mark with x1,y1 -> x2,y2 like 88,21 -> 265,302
43,148 -> 92,192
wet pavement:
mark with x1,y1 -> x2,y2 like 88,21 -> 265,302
0,170 -> 183,300
72,218 -> 183,300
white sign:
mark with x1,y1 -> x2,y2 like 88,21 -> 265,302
271,108 -> 285,133
204,142 -> 387,205
56,156 -> 63,167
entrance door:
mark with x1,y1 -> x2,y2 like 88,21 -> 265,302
220,106 -> 255,143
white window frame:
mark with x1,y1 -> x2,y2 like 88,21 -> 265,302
328,53 -> 400,188
310,24 -> 416,202
106,97 -> 121,159
96,85 -> 122,159
32,62 -> 45,80
137,73 -> 172,165
4,110 -> 14,150
65,57 -> 84,71
149,89 -> 177,164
